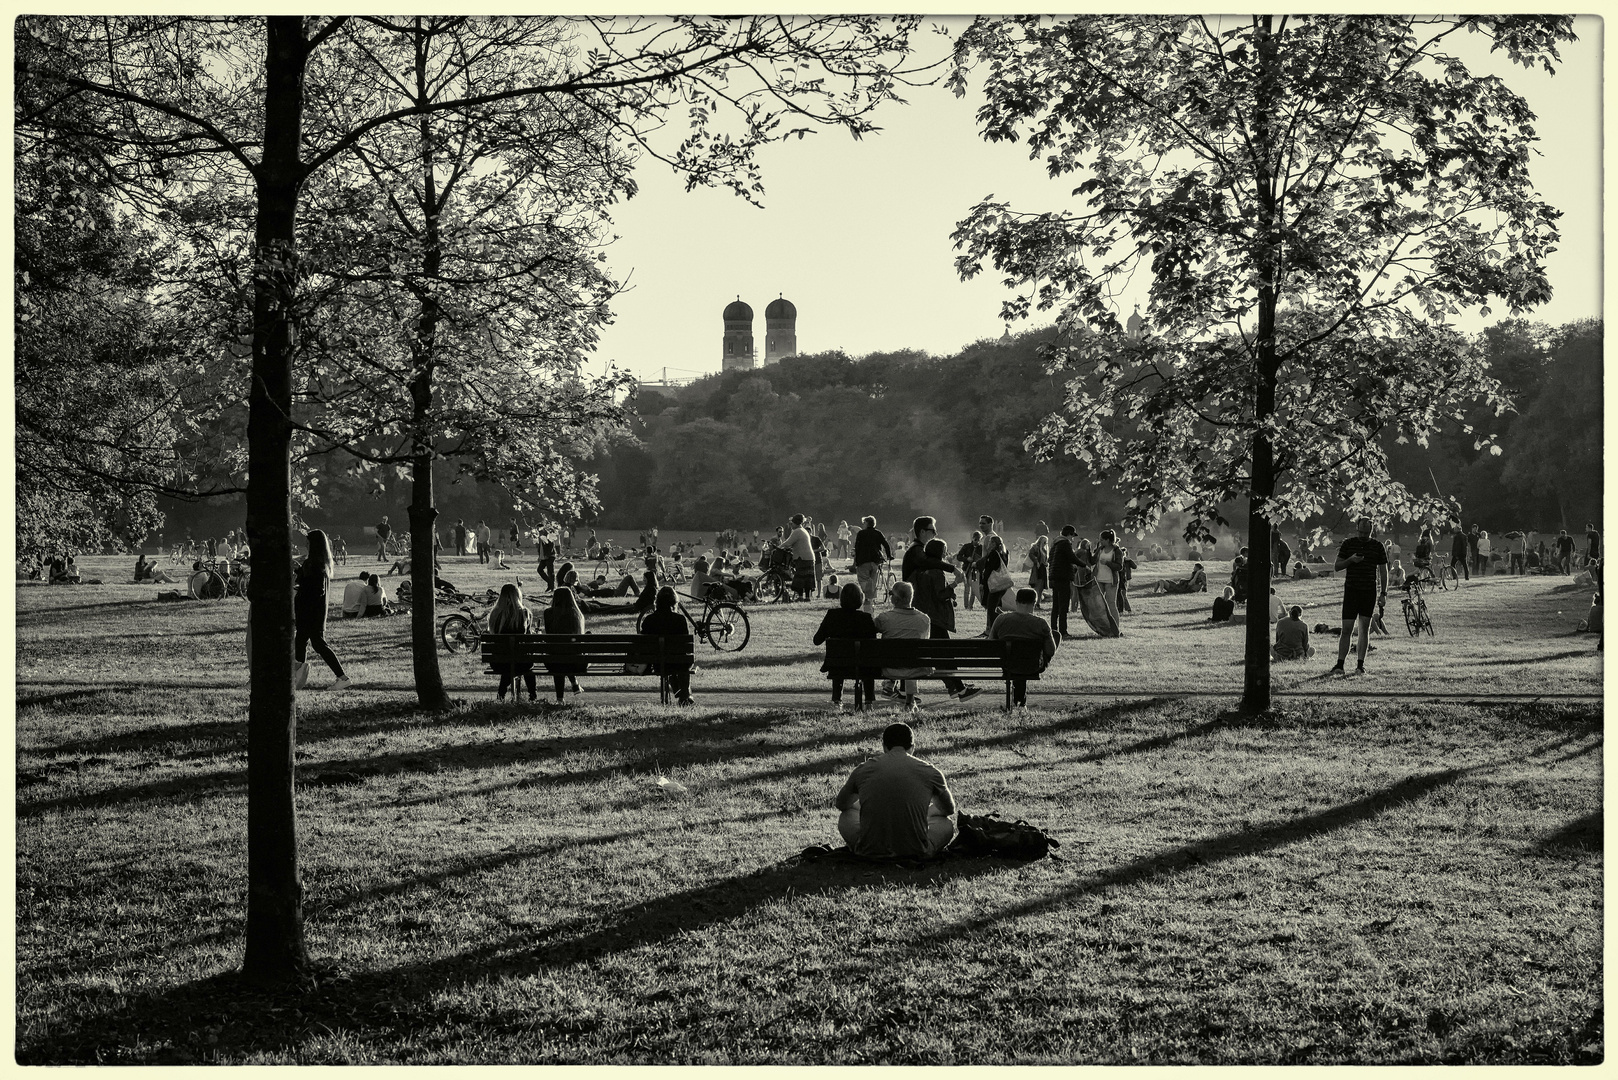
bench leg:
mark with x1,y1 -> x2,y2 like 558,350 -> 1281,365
1004,679 -> 1012,712
660,675 -> 670,705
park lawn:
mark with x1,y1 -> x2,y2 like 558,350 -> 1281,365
13,572 -> 1604,1065
20,555 -> 1604,700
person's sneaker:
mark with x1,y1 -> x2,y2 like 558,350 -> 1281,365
831,701 -> 845,712
879,683 -> 901,700
1329,664 -> 1345,676
332,676 -> 353,691
569,683 -> 584,695
678,695 -> 696,707
955,686 -> 985,703
1356,665 -> 1368,677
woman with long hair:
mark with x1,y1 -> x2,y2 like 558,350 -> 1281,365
1093,529 -> 1124,631
639,585 -> 696,706
1027,534 -> 1050,609
488,582 -> 537,702
813,581 -> 879,708
295,529 -> 351,690
542,585 -> 586,702
1072,536 -> 1120,638
980,533 -> 1012,630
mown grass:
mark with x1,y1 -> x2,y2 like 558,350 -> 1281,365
16,608 -> 1604,1067
19,554 -> 1604,700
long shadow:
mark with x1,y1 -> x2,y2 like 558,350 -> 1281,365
19,851 -> 1016,1064
702,650 -> 823,670
16,597 -> 177,617
1539,811 -> 1601,853
1467,649 -> 1599,667
917,764 -> 1471,948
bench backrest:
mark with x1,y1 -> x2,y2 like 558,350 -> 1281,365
825,636 -> 1043,674
481,634 -> 695,669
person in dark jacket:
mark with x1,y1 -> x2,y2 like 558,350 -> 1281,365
813,582 -> 880,708
487,582 -> 537,702
541,586 -> 587,702
639,586 -> 695,706
852,515 -> 893,614
1211,585 -> 1236,623
955,531 -> 984,611
911,538 -> 985,703
295,529 -> 351,690
1450,527 -> 1471,581
1047,525 -> 1080,639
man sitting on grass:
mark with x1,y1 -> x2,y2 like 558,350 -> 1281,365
1272,605 -> 1313,660
835,722 -> 956,859
341,571 -> 370,619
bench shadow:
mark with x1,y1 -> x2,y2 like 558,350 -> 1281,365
1468,649 -> 1600,666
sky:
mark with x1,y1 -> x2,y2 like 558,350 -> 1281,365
591,15 -> 1603,384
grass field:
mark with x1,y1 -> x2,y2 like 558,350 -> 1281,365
15,555 -> 1604,1063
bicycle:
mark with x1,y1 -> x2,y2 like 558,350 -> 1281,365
637,590 -> 751,652
187,560 -> 229,601
1400,578 -> 1435,637
439,594 -> 497,653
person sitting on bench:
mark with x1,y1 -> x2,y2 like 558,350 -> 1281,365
814,581 -> 879,709
874,580 -> 932,707
987,587 -> 1058,708
541,586 -> 586,702
834,722 -> 956,859
638,585 -> 695,706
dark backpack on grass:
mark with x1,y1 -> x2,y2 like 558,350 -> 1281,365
952,812 -> 1061,861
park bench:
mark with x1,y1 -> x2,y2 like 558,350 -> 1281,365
479,634 -> 696,704
823,637 -> 1046,711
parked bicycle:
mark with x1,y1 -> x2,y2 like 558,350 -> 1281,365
637,590 -> 751,652
439,592 -> 498,653
1400,577 -> 1435,637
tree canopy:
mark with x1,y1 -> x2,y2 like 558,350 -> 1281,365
947,14 -> 1576,710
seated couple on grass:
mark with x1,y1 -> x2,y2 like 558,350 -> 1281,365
340,572 -> 395,618
835,722 -> 957,859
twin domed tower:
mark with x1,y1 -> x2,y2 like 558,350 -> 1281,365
721,295 -> 797,372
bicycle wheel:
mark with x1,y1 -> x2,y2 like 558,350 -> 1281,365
440,614 -> 479,653
703,602 -> 750,652
230,570 -> 251,599
189,569 -> 227,601
1418,598 -> 1434,636
754,573 -> 788,605
1402,598 -> 1418,637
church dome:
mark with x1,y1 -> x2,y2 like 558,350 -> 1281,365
723,298 -> 753,321
765,296 -> 796,321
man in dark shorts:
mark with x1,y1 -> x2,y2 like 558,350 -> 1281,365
375,516 -> 391,562
1331,518 -> 1388,676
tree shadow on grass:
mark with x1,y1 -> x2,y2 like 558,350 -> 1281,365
19,848 -> 1019,1064
1539,811 -> 1601,853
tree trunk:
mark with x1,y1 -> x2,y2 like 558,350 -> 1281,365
243,15 -> 312,987
408,451 -> 449,709
1241,15 -> 1281,715
405,19 -> 453,711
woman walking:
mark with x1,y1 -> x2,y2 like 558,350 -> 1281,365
979,533 -> 1013,630
295,529 -> 351,691
1027,533 -> 1049,609
1093,529 -> 1124,630
488,583 -> 537,702
541,586 -> 587,702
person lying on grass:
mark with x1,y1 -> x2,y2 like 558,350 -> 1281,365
1272,605 -> 1314,660
835,721 -> 956,860
639,586 -> 696,707
988,587 -> 1058,708
1154,562 -> 1206,595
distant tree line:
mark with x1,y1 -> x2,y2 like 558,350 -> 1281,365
590,318 -> 1601,539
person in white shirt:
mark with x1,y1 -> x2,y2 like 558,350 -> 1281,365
340,572 -> 369,619
782,513 -> 816,600
875,581 -> 932,709
476,520 -> 493,564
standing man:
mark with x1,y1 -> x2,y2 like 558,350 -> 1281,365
955,531 -> 984,611
537,526 -> 558,591
1449,524 -> 1470,582
476,519 -> 493,564
1331,518 -> 1389,677
853,516 -> 893,614
1556,529 -> 1576,574
1585,522 -> 1600,570
454,518 -> 468,557
374,515 -> 392,562
1047,525 -> 1079,640
780,513 -> 816,601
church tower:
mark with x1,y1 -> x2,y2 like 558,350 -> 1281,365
721,297 -> 755,371
764,294 -> 797,365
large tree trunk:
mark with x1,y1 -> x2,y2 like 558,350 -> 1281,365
406,19 -> 453,711
243,15 -> 312,986
1241,15 -> 1280,715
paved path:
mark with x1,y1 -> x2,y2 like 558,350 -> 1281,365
15,680 -> 1603,708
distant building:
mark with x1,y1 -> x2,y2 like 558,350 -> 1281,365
722,297 -> 755,371
764,295 -> 797,365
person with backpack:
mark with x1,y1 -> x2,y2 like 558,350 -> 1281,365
834,722 -> 956,859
